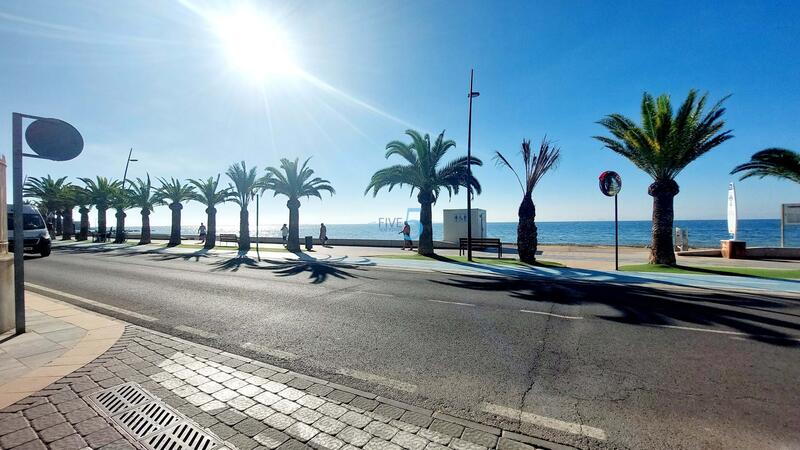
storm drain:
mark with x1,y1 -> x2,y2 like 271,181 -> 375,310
87,382 -> 226,450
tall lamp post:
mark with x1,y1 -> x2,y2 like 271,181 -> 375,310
121,148 -> 138,190
466,69 -> 480,262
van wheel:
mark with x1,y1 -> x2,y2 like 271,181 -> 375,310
41,247 -> 51,257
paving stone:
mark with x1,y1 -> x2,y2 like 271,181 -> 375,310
308,432 -> 345,450
496,438 -> 538,450
174,385 -> 200,397
286,422 -> 319,442
270,373 -> 295,384
418,429 -> 451,445
336,426 -> 371,447
429,419 -> 464,438
400,411 -> 432,428
278,438 -> 313,450
263,381 -> 289,393
255,428 -> 290,449
244,404 -> 275,420
228,432 -> 260,450
22,403 -> 57,420
213,388 -> 240,402
449,438 -> 488,450
365,421 -> 399,440
239,384 -> 265,397
0,413 -> 28,435
75,416 -> 109,435
40,422 -> 76,443
99,438 -> 138,449
365,438 -> 403,450
265,412 -> 296,430
200,400 -> 227,413
255,392 -> 283,406
340,411 -> 371,428
317,403 -> 347,419
350,396 -> 379,411
274,400 -> 302,415
292,407 -> 323,425
254,367 -> 278,378
230,395 -> 258,411
325,390 -> 356,403
306,384 -> 334,397
226,378 -> 252,390
390,420 -> 420,434
234,418 -> 268,437
83,426 -> 124,448
313,417 -> 347,435
460,429 -> 497,448
48,391 -> 78,405
217,409 -> 248,426
8,439 -> 47,450
0,427 -> 37,448
391,430 -> 428,450
425,443 -> 449,450
208,371 -> 232,382
186,392 -> 215,406
295,395 -> 325,410
199,381 -> 225,394
288,378 -> 314,390
191,412 -> 220,428
279,388 -> 305,401
48,433 -> 87,450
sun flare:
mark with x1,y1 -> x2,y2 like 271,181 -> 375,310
212,8 -> 297,80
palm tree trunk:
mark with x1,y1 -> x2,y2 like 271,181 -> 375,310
648,180 -> 680,265
517,194 -> 537,263
98,207 -> 107,238
205,207 -> 217,249
239,207 -> 250,252
169,203 -> 182,246
55,212 -> 63,236
139,210 -> 151,245
287,198 -> 300,252
114,209 -> 126,243
417,191 -> 434,256
62,209 -> 74,240
78,208 -> 89,241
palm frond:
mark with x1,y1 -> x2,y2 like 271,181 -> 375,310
731,148 -> 800,183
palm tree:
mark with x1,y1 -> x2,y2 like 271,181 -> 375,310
156,177 -> 195,246
79,176 -> 121,240
23,175 -> 70,237
226,161 -> 264,252
731,148 -> 800,183
189,175 -> 232,249
265,158 -> 335,251
128,176 -> 159,245
594,90 -> 733,265
74,188 -> 92,241
110,186 -> 132,243
365,129 -> 482,256
60,185 -> 80,240
494,138 -> 560,263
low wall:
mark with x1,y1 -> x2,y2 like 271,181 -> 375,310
677,246 -> 800,260
127,233 -> 460,249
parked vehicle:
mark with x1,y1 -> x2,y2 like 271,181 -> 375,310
7,204 -> 52,257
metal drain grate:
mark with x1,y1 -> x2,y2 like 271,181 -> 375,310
145,422 -> 221,450
116,401 -> 181,440
90,382 -> 152,415
87,382 -> 225,450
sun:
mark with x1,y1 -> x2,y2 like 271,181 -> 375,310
212,8 -> 297,80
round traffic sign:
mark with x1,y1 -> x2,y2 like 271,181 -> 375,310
599,171 -> 622,196
25,118 -> 84,161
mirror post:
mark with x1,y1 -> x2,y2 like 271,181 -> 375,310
12,113 -> 25,334
615,194 -> 619,271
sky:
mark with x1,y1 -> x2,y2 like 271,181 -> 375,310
1,0 -> 799,229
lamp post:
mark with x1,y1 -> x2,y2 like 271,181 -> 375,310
466,69 -> 480,262
121,148 -> 138,190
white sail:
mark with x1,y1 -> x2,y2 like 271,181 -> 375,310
727,183 -> 738,240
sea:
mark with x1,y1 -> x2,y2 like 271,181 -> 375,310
143,219 -> 798,249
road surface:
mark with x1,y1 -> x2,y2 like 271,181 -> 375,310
23,247 -> 800,449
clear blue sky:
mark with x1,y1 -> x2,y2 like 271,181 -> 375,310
1,0 -> 798,229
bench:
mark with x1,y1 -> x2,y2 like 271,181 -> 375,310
219,233 -> 238,246
459,238 -> 503,258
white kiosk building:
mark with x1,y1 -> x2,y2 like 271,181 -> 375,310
442,209 -> 487,242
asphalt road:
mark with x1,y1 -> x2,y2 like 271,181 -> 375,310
23,247 -> 800,450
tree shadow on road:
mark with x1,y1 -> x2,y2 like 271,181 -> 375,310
432,273 -> 800,346
251,256 -> 376,284
146,248 -> 211,262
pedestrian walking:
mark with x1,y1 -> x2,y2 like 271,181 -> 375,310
198,223 -> 207,243
319,223 -> 328,246
400,221 -> 413,251
280,224 -> 289,246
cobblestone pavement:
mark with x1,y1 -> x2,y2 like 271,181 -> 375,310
0,325 -> 560,450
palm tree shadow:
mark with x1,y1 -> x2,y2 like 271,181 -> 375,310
255,256 -> 376,284
211,251 -> 259,272
431,273 -> 800,347
148,248 -> 211,262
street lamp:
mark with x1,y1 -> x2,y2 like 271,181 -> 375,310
466,69 -> 480,262
121,148 -> 138,190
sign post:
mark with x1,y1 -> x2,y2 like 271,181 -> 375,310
781,203 -> 800,247
11,113 -> 83,334
727,183 -> 738,241
599,171 -> 622,270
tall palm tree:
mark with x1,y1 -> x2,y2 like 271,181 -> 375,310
594,90 -> 733,265
189,175 -> 232,249
156,177 -> 195,246
731,148 -> 800,183
74,188 -> 92,241
79,176 -> 121,239
365,129 -> 482,256
265,158 -> 335,251
110,186 -> 132,243
128,176 -> 159,245
494,138 -> 560,263
23,175 -> 70,237
226,161 -> 264,252
60,185 -> 80,240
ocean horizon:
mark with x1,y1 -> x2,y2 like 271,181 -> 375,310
120,219 -> 797,249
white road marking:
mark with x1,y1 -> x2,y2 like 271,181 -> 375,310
174,325 -> 218,339
480,402 -> 607,441
25,282 -> 158,322
520,310 -> 583,320
427,299 -> 475,307
657,325 -> 800,342
355,291 -> 395,297
337,368 -> 418,393
241,342 -> 299,360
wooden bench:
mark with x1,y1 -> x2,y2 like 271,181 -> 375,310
459,238 -> 503,258
219,234 -> 238,246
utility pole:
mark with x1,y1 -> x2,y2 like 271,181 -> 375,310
466,69 -> 480,261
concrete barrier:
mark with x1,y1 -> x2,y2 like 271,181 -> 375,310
677,247 -> 800,260
126,233 -> 461,249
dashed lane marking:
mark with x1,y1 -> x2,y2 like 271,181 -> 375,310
520,310 -> 583,320
427,299 -> 475,307
480,402 -> 607,441
354,291 -> 396,297
337,368 -> 418,393
241,342 -> 299,360
25,282 -> 158,322
174,325 -> 218,339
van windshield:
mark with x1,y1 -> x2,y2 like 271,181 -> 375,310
8,213 -> 46,230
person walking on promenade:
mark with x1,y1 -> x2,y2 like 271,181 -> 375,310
400,221 -> 413,251
198,222 -> 207,243
281,224 -> 289,246
319,223 -> 328,246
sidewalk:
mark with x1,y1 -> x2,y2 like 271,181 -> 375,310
0,293 -> 558,450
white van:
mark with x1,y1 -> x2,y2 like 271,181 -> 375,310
7,204 -> 52,257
